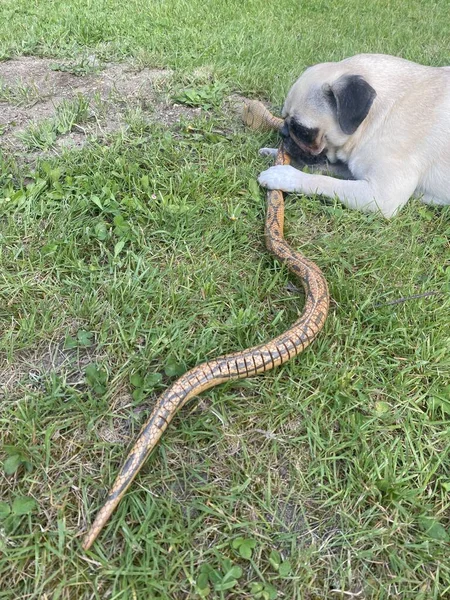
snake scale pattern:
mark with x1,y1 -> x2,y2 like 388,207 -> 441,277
82,100 -> 330,550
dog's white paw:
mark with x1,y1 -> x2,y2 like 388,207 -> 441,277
259,147 -> 278,157
258,165 -> 303,192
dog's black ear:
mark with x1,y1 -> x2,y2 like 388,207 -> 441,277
324,75 -> 376,135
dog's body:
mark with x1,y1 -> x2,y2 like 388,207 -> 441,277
258,54 -> 450,217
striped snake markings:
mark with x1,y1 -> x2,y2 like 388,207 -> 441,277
82,100 -> 330,550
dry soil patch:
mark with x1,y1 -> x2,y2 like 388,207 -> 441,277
0,57 -> 202,155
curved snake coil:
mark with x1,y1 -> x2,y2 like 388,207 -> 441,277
82,100 -> 330,551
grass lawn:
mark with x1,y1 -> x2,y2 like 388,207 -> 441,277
1,0 -> 450,598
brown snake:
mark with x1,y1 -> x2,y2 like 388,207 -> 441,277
82,100 -> 330,550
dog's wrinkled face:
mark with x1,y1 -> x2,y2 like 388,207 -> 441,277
279,118 -> 326,164
280,63 -> 377,162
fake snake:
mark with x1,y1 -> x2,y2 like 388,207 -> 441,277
82,100 -> 330,550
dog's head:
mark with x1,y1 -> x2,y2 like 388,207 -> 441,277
281,63 -> 377,162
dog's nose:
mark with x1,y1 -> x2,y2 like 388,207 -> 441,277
280,121 -> 289,138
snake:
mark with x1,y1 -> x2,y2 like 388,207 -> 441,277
82,99 -> 330,551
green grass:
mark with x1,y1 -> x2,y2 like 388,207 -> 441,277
16,95 -> 91,150
1,1 -> 450,599
0,79 -> 41,107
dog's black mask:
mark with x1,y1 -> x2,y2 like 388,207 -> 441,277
279,120 -> 327,165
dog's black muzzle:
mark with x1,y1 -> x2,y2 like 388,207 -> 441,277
279,121 -> 326,166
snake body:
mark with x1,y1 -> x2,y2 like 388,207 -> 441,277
82,100 -> 329,551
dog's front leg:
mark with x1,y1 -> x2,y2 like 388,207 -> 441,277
258,165 -> 416,218
259,148 -> 353,180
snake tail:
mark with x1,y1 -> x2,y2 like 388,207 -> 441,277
82,144 -> 329,553
241,99 -> 284,131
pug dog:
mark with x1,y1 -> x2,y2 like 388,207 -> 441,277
258,54 -> 450,217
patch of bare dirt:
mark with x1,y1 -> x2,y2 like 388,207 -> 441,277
0,56 -> 203,156
0,339 -> 102,398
